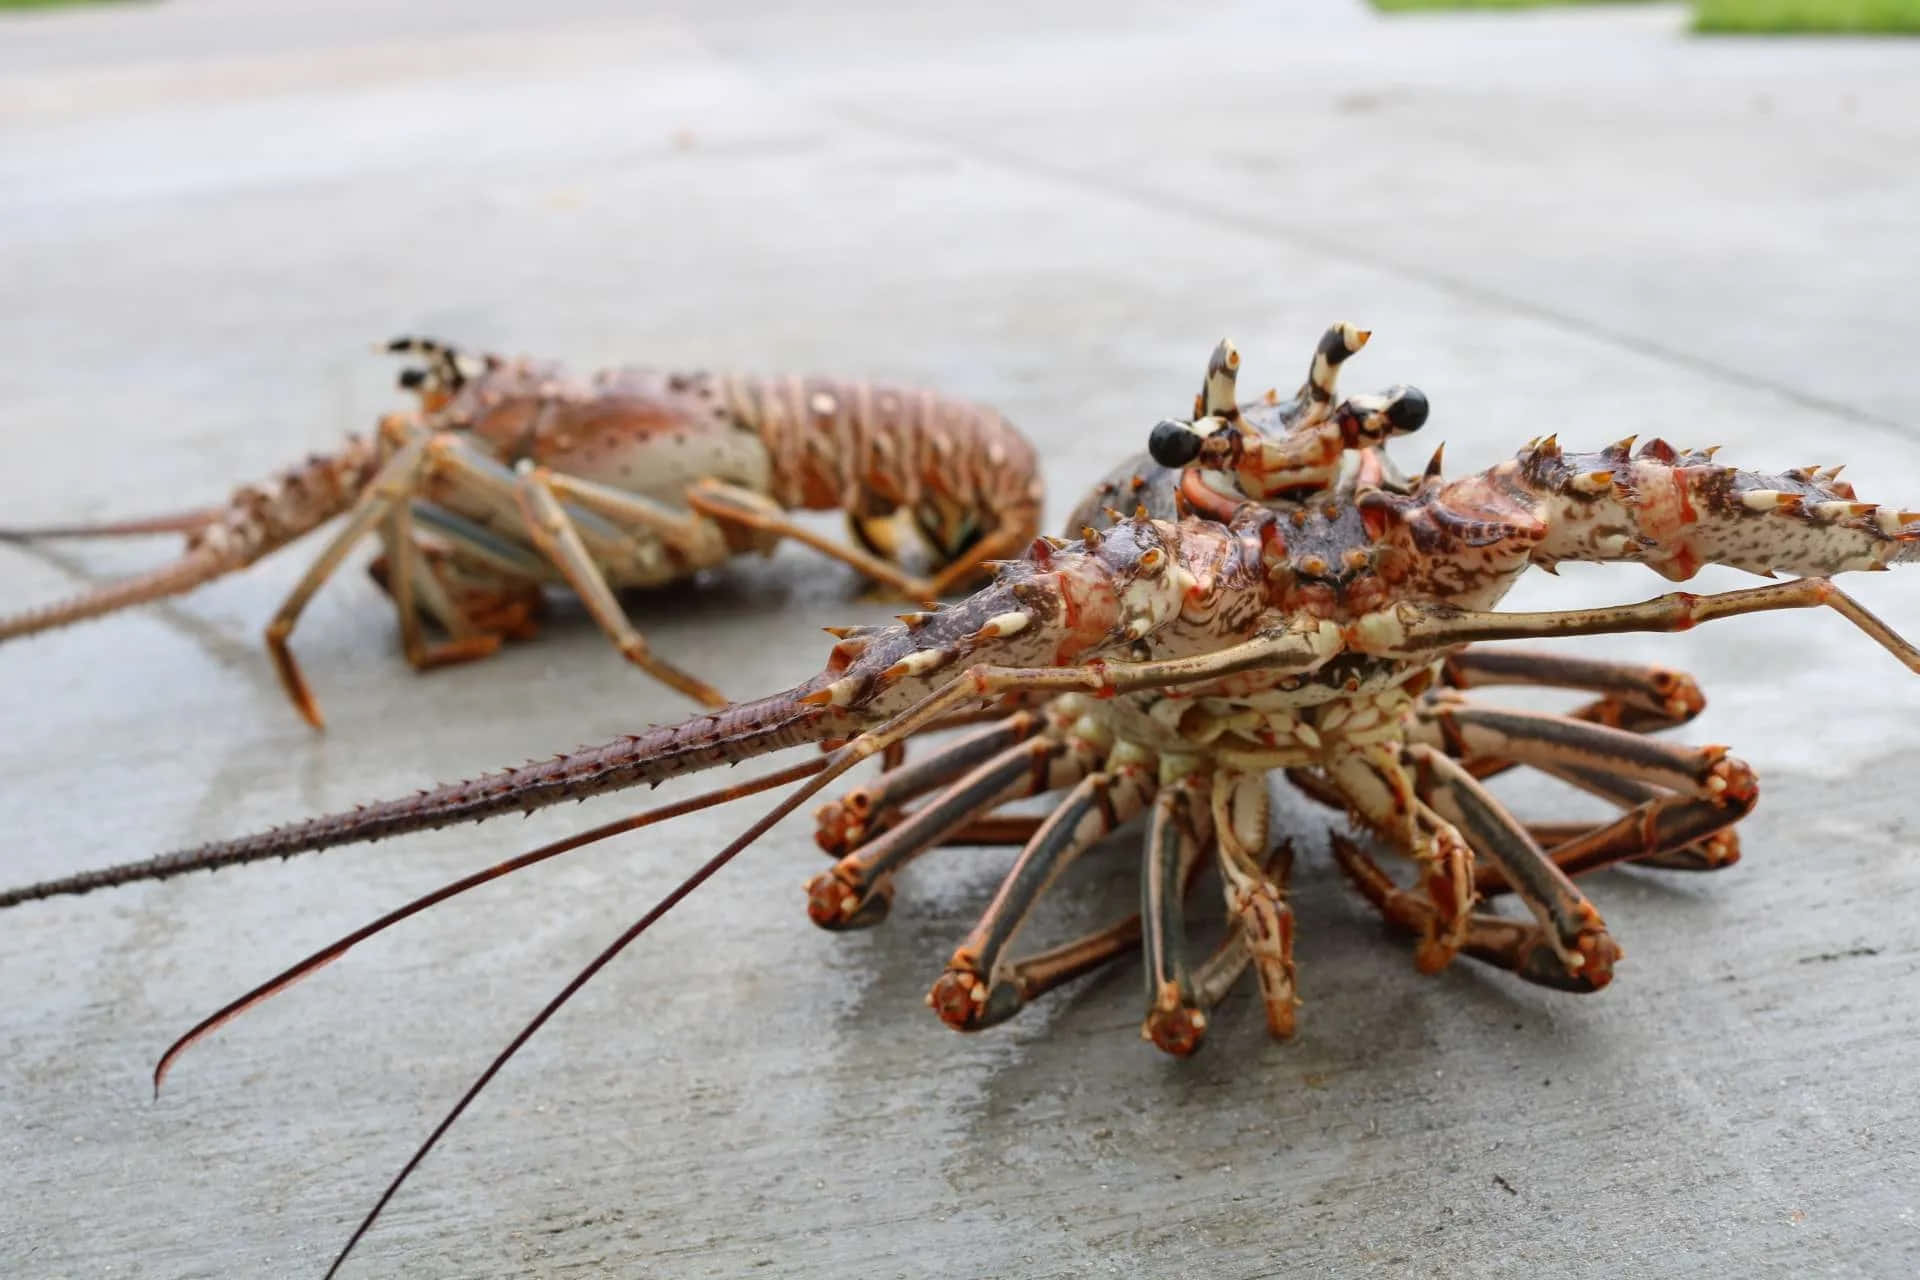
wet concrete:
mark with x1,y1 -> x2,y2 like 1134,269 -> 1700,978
2,2 -> 1917,1276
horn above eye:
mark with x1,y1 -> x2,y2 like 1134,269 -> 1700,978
1149,419 -> 1205,467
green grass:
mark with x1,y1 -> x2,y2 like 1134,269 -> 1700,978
1693,0 -> 1920,31
1372,0 -> 1920,28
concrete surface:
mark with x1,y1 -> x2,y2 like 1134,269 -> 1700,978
3,1 -> 1918,1276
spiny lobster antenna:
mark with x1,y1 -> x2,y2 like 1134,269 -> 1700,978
0,540 -> 236,642
1300,321 -> 1371,419
320,745 -> 858,1279
1195,338 -> 1243,425
152,756 -> 826,1098
0,508 -> 221,541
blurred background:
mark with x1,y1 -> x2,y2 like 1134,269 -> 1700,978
3,1 -> 1917,1276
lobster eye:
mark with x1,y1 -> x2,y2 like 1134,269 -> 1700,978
1384,386 -> 1429,434
1149,419 -> 1206,468
397,368 -> 429,391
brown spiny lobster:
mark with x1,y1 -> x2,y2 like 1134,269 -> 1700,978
8,326 -> 1917,1277
0,338 -> 1042,724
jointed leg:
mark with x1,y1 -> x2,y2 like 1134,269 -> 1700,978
1411,697 -> 1754,885
1402,743 -> 1620,983
1323,745 -> 1475,973
813,710 -> 1045,855
929,764 -> 1155,1031
805,731 -> 1093,929
1209,768 -> 1299,1038
1438,648 -> 1708,775
918,527 -> 1030,600
377,499 -> 505,673
264,433 -> 432,728
686,478 -> 946,605
509,463 -> 726,707
1139,775 -> 1214,1055
1331,832 -> 1607,993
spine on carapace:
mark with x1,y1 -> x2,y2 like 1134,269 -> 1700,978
1514,436 -> 1920,579
0,439 -> 381,642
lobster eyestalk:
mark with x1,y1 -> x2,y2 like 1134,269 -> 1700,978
1506,436 -> 1920,579
0,439 -> 381,643
0,516 -> 1204,907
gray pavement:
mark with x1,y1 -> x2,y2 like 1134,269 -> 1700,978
3,2 -> 1918,1276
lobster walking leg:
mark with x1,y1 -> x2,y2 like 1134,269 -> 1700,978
685,478 -> 948,604
929,764 -> 1155,1031
1437,648 -> 1707,771
507,463 -> 727,707
1140,777 -> 1214,1055
1411,705 -> 1757,890
1417,696 -> 1751,875
1330,831 -> 1607,993
1210,768 -> 1299,1038
813,710 -> 1046,855
379,497 -> 505,672
1322,746 -> 1475,972
1401,743 -> 1621,982
806,732 -> 1089,929
264,430 -> 432,728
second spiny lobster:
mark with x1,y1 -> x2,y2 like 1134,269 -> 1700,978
0,338 -> 1042,723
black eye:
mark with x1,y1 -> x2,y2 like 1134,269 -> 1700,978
1149,419 -> 1205,467
1385,386 -> 1428,434
398,368 -> 428,390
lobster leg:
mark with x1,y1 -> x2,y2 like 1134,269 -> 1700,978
369,505 -> 549,648
1438,648 -> 1708,766
1330,832 -> 1607,994
1410,703 -> 1756,891
532,468 -> 728,562
1209,768 -> 1299,1039
813,710 -> 1045,855
1400,743 -> 1622,983
264,432 -> 432,728
378,495 -> 505,672
805,732 -> 1090,929
506,463 -> 727,707
1322,746 -> 1475,973
918,525 -> 1032,600
1139,778 -> 1213,1055
928,764 -> 1155,1031
685,477 -> 960,605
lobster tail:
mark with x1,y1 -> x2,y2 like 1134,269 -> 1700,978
1514,436 -> 1920,580
0,439 -> 381,645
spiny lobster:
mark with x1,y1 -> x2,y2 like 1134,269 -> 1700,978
0,338 -> 1042,724
8,327 -> 1918,1277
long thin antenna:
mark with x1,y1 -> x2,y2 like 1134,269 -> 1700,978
0,509 -> 221,540
322,746 -> 857,1278
154,757 -> 828,1096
